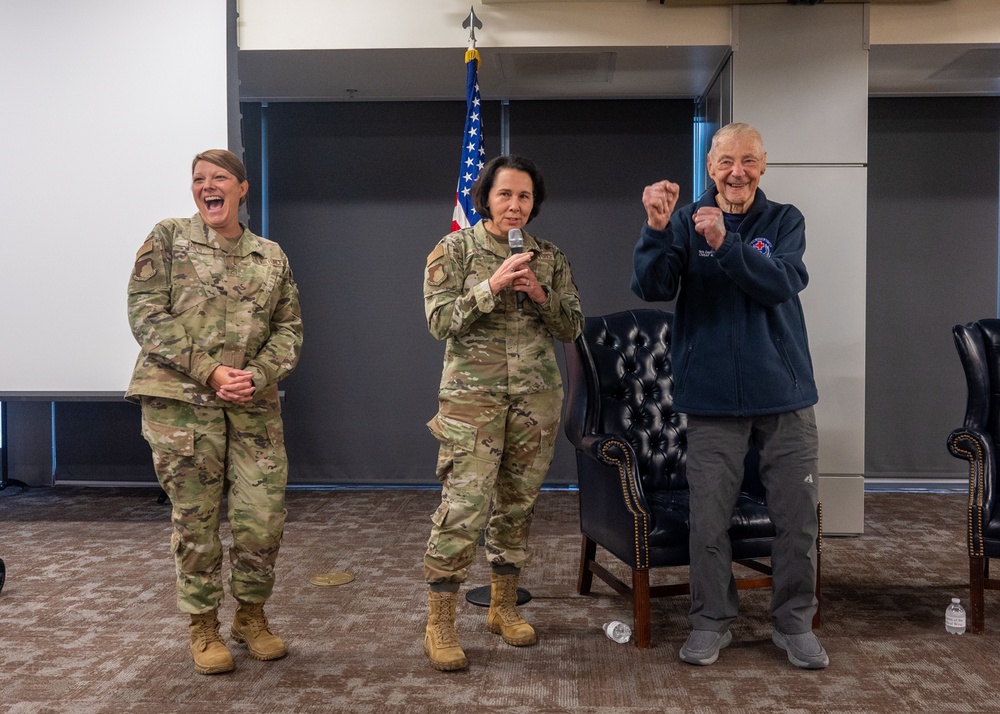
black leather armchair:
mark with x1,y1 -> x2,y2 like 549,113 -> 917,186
947,319 -> 1000,634
563,309 -> 821,648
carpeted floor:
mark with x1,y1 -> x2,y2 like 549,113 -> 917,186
0,486 -> 995,714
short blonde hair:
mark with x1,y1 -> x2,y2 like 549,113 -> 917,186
192,149 -> 249,205
708,123 -> 764,160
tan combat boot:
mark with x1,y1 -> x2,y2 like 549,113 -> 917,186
486,573 -> 537,646
189,611 -> 235,675
424,591 -> 469,671
231,602 -> 288,661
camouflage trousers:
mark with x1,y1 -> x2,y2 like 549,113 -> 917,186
140,396 -> 288,614
423,388 -> 563,586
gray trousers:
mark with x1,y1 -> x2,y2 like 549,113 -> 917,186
686,407 -> 819,634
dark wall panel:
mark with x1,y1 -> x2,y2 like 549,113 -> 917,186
507,99 -> 691,484
54,402 -> 154,482
866,97 -> 1000,479
253,101 -> 493,483
253,98 -> 691,484
512,99 -> 692,317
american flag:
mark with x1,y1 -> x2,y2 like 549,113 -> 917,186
451,48 -> 485,232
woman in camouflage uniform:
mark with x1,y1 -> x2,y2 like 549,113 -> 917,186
422,155 -> 584,671
127,150 -> 303,675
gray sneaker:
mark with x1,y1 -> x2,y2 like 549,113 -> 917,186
679,629 -> 733,665
772,630 -> 829,669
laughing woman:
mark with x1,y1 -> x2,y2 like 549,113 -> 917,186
126,149 -> 303,675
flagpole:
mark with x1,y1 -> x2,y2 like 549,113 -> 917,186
455,7 -> 531,610
451,7 -> 486,232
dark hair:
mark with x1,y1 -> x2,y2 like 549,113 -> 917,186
472,155 -> 546,223
192,149 -> 249,206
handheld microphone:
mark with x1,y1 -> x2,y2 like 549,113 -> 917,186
508,228 -> 526,311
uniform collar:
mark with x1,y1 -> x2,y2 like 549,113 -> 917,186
473,219 -> 540,256
190,213 -> 262,257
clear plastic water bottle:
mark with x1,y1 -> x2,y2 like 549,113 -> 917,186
945,598 -> 966,634
603,621 -> 632,643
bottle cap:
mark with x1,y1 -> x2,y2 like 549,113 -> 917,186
952,597 -> 961,603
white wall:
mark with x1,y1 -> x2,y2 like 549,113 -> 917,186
765,166 -> 868,476
237,0 -> 731,50
238,0 -> 999,50
870,0 -> 1000,44
0,0 -> 230,394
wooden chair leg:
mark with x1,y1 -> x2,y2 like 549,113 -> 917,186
970,555 -> 986,634
632,569 -> 652,649
578,534 -> 596,596
812,549 -> 822,630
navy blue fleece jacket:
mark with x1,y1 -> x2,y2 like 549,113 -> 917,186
630,187 -> 818,417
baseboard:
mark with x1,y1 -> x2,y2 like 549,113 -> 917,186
864,478 -> 967,493
52,480 -> 162,488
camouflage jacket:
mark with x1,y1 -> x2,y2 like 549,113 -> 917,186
126,214 -> 303,411
424,221 -> 583,395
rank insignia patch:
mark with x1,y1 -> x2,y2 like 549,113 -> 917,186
427,262 -> 447,286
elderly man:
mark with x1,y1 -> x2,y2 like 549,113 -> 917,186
630,122 -> 827,669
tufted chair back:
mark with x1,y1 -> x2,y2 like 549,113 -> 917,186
563,309 -> 762,499
576,309 -> 687,494
951,320 -> 1000,522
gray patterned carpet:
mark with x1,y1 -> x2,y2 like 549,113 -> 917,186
0,486 -> 995,713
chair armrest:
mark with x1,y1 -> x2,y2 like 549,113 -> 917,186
576,433 -> 651,510
947,427 -> 997,556
575,433 -> 653,569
